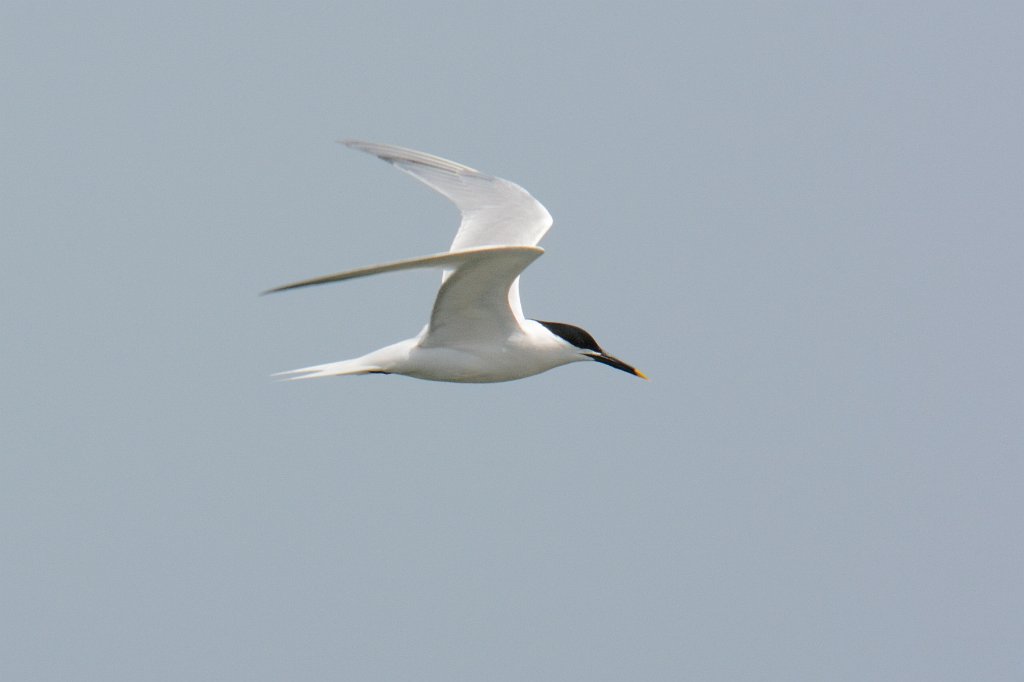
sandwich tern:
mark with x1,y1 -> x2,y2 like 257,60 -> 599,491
266,140 -> 646,383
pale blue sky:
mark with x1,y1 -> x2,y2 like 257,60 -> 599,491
3,2 -> 1022,680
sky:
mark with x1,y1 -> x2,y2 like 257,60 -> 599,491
2,2 -> 1022,680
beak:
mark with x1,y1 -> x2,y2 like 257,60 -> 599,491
585,352 -> 648,380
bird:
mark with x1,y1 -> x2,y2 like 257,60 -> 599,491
265,140 -> 646,383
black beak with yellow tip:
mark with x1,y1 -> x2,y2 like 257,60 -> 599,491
585,352 -> 648,380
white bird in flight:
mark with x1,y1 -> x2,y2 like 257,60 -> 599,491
265,140 -> 646,383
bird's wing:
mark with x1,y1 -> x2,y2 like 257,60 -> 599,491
342,140 -> 554,251
262,245 -> 542,296
342,140 -> 553,322
264,246 -> 543,346
421,246 -> 544,348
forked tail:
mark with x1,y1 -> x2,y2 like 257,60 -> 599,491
272,358 -> 384,381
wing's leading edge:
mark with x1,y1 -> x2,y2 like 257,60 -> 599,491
262,245 -> 543,296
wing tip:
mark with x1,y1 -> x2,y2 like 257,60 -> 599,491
337,139 -> 482,175
260,282 -> 299,295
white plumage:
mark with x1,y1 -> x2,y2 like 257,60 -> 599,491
266,141 -> 645,383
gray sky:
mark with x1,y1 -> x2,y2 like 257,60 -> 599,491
3,2 -> 1022,680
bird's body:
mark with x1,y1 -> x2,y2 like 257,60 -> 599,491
287,319 -> 589,383
266,141 -> 645,383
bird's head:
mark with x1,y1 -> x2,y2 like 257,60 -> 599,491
534,320 -> 647,380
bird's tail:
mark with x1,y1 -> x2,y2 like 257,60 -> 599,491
272,358 -> 384,381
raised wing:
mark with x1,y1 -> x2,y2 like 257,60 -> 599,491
342,140 -> 553,251
422,247 -> 544,347
262,245 -> 543,295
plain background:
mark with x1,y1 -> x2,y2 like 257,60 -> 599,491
3,2 -> 1022,680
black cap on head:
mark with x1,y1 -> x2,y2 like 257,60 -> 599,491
534,320 -> 603,353
534,320 -> 647,379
